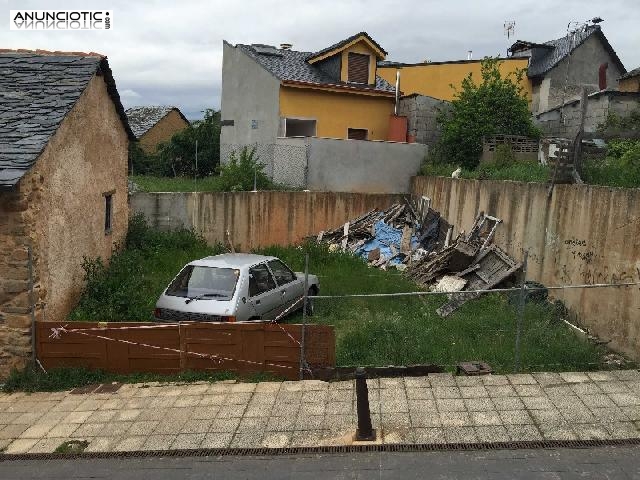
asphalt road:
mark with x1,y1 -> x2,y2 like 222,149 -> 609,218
1,445 -> 640,479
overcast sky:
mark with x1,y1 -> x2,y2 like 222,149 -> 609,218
2,0 -> 638,119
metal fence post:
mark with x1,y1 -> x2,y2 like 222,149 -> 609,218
300,253 -> 309,380
514,250 -> 528,373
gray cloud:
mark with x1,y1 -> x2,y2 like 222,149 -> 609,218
2,0 -> 638,120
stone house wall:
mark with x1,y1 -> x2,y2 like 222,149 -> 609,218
0,73 -> 129,378
535,91 -> 640,137
0,186 -> 37,374
530,34 -> 625,114
397,94 -> 451,146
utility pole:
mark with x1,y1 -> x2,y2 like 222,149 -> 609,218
194,140 -> 198,193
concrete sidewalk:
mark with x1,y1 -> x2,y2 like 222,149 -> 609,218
1,370 -> 640,454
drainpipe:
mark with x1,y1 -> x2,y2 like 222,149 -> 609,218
394,70 -> 400,115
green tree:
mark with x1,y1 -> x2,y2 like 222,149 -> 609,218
157,108 -> 221,177
435,57 -> 540,169
128,142 -> 164,176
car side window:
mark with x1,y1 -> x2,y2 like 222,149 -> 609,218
249,264 -> 277,297
267,260 -> 296,285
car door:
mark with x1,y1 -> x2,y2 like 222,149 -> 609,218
247,263 -> 280,320
267,259 -> 303,315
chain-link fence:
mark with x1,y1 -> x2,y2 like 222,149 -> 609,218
290,252 -> 640,379
220,141 -> 308,189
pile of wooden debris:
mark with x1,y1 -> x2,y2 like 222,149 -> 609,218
315,197 -> 522,317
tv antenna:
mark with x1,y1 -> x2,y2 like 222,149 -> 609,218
504,21 -> 515,39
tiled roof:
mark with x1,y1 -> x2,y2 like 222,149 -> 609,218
509,26 -> 626,78
0,50 -> 133,188
620,67 -> 640,80
237,44 -> 395,94
308,31 -> 387,61
126,106 -> 189,138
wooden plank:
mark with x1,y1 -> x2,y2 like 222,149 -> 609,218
341,222 -> 349,251
36,321 -> 335,379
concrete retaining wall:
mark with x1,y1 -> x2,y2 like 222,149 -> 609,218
306,138 -> 426,194
130,191 -> 403,251
271,136 -> 427,193
411,176 -> 640,359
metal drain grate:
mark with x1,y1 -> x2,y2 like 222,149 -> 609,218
2,438 -> 640,462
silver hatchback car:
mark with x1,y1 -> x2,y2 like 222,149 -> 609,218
154,253 -> 320,323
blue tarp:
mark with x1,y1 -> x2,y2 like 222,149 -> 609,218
354,220 -> 420,265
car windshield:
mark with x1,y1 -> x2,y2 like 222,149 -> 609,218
165,266 -> 239,300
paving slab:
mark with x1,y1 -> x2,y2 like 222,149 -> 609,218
1,372 -> 640,454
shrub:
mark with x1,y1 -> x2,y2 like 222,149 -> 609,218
597,109 -> 640,134
583,139 -> 640,188
69,214 -> 222,321
436,57 -> 540,169
218,146 -> 274,191
494,144 -> 516,168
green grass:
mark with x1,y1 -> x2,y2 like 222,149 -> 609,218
67,220 -> 622,375
583,159 -> 640,188
54,440 -> 89,454
2,365 -> 281,393
129,174 -> 296,193
420,160 -> 550,183
255,243 -> 616,374
130,175 -> 226,192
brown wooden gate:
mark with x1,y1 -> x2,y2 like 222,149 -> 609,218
36,321 -> 335,380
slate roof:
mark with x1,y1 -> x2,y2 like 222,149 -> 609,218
126,106 -> 189,138
307,31 -> 387,62
509,26 -> 626,78
237,44 -> 395,94
620,67 -> 640,80
0,50 -> 134,188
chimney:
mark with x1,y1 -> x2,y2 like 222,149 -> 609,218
280,43 -> 292,50
599,63 -> 608,90
467,50 -> 473,60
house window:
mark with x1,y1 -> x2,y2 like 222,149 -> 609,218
348,128 -> 368,141
285,118 -> 317,137
348,52 -> 370,84
104,193 -> 113,234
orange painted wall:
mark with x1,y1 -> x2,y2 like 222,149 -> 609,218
378,58 -> 531,102
279,86 -> 394,140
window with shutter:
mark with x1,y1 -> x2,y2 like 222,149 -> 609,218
348,128 -> 368,140
348,52 -> 369,84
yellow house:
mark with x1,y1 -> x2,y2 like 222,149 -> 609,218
619,67 -> 640,92
126,106 -> 190,154
220,32 -> 398,155
377,58 -> 531,102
